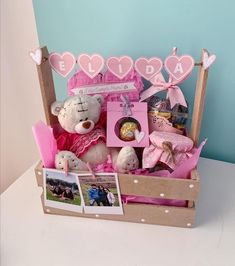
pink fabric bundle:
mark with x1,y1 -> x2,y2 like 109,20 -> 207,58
143,131 -> 194,170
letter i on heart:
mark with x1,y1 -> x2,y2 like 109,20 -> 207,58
106,56 -> 133,79
77,54 -> 104,79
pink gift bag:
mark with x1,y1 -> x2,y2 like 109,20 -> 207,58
107,97 -> 149,147
67,70 -> 143,111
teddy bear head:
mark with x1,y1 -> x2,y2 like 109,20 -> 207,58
51,94 -> 103,134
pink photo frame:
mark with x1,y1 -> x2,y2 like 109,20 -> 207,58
106,101 -> 149,147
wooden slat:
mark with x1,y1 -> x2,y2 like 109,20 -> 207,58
118,173 -> 199,201
35,163 -> 199,201
41,195 -> 195,228
36,46 -> 58,126
187,169 -> 200,207
34,161 -> 43,187
190,49 -> 209,145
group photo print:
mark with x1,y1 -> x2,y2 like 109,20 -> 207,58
79,173 -> 123,215
43,169 -> 83,213
43,170 -> 123,215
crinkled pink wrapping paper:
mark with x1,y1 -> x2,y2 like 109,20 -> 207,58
32,121 -> 58,168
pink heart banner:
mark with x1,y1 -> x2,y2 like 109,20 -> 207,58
164,55 -> 194,81
49,52 -> 76,77
135,57 -> 163,80
77,54 -> 104,78
106,56 -> 133,79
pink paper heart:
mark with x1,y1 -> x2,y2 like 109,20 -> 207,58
77,54 -> 104,79
164,55 -> 194,81
106,56 -> 133,79
203,52 -> 216,70
29,48 -> 42,65
49,52 -> 76,77
134,130 -> 145,143
135,57 -> 163,80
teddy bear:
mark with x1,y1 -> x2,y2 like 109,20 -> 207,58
51,94 -> 109,165
51,94 -> 139,172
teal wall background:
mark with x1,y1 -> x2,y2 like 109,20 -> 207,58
33,0 -> 235,163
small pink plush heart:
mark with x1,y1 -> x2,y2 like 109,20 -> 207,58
164,55 -> 194,81
77,54 -> 104,79
203,52 -> 216,70
49,52 -> 76,77
106,56 -> 133,79
29,48 -> 42,65
135,57 -> 163,80
134,130 -> 145,143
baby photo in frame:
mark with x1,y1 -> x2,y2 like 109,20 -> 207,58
78,173 -> 123,215
43,168 -> 83,213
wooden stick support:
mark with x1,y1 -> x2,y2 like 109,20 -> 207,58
190,49 -> 209,145
36,46 -> 57,126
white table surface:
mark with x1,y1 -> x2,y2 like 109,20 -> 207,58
1,157 -> 235,266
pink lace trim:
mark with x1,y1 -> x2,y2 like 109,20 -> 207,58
70,128 -> 106,157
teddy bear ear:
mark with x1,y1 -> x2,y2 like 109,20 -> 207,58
51,101 -> 63,116
93,94 -> 104,105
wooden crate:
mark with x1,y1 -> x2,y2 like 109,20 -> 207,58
34,46 -> 209,228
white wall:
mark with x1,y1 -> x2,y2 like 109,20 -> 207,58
1,0 -> 44,193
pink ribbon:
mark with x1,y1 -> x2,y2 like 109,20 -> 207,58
140,73 -> 187,108
120,94 -> 132,116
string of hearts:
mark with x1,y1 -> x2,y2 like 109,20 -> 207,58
29,48 -> 216,80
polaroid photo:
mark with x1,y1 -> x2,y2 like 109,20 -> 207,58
78,173 -> 123,215
43,168 -> 83,213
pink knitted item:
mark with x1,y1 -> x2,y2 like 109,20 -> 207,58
67,69 -> 143,110
56,126 -> 106,158
143,131 -> 193,169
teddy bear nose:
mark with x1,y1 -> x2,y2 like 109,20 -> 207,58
82,121 -> 91,129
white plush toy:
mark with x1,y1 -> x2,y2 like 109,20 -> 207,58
51,94 -> 109,165
55,151 -> 88,171
115,147 -> 139,173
